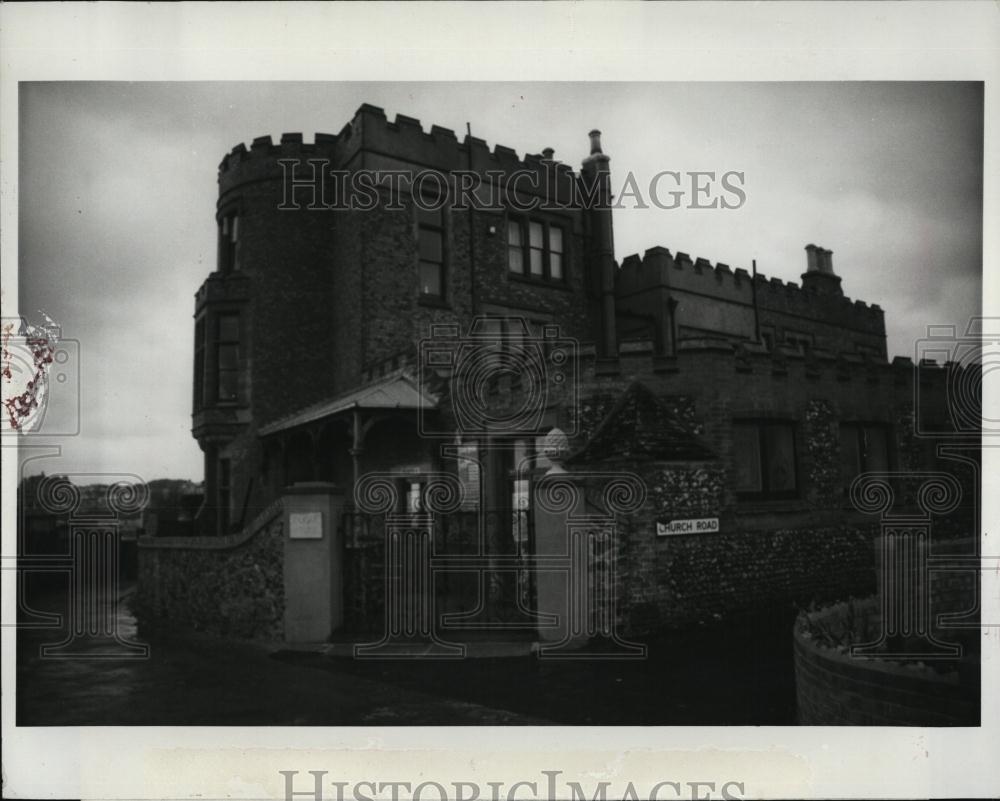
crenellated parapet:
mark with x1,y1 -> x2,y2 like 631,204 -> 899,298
576,335 -> 963,394
218,103 -> 580,202
615,245 -> 886,338
194,270 -> 251,313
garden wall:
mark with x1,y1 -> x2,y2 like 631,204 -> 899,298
794,588 -> 979,726
133,500 -> 285,640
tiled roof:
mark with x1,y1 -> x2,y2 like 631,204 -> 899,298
258,370 -> 436,436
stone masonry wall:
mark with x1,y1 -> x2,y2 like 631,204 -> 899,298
620,507 -> 881,634
133,503 -> 284,640
566,344 -> 976,635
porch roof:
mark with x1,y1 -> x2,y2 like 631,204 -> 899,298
258,370 -> 437,436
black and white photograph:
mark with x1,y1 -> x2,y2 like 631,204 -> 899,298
2,3 -> 998,801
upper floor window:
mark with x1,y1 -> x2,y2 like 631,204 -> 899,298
759,325 -> 775,351
417,194 -> 445,299
840,423 -> 890,493
193,317 -> 206,411
219,211 -> 240,273
507,216 -> 565,283
216,313 -> 240,402
783,329 -> 813,356
733,420 -> 798,500
470,316 -> 556,396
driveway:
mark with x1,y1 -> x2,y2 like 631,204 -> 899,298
16,585 -> 797,726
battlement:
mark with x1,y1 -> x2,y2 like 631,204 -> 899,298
579,336 -> 965,385
218,103 -> 578,195
193,270 -> 251,312
615,245 -> 885,333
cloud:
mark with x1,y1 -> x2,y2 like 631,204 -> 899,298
17,82 -> 983,481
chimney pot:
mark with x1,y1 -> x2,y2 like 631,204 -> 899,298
805,244 -> 819,273
588,130 -> 603,155
542,147 -> 555,160
820,248 -> 834,274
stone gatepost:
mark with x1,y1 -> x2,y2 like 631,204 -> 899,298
282,482 -> 345,643
531,469 -> 586,649
530,455 -> 647,659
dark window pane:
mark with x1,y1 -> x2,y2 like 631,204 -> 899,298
194,352 -> 205,409
864,426 -> 889,472
416,203 -> 442,228
840,424 -> 861,486
419,228 -> 442,263
218,370 -> 238,401
419,261 -> 442,296
218,343 -> 239,370
478,318 -> 503,366
194,318 -> 206,410
765,425 -> 796,491
218,315 -> 239,342
505,320 -> 526,351
733,424 -> 762,492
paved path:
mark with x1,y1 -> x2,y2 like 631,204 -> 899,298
16,586 -> 798,726
15,589 -> 545,725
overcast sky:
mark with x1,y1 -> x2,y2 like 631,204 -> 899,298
17,82 -> 983,482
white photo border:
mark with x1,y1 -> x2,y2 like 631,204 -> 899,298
1,2 -> 997,799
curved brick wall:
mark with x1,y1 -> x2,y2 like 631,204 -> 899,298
793,602 -> 979,726
133,502 -> 285,641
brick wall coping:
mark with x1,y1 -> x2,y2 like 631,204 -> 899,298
138,499 -> 283,551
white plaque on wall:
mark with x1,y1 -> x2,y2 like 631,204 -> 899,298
289,511 -> 323,540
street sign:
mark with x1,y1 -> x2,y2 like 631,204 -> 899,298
657,517 -> 719,536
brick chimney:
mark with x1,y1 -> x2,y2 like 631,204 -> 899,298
581,130 -> 617,359
801,243 -> 843,296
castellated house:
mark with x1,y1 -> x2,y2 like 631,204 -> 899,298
136,103 -> 976,651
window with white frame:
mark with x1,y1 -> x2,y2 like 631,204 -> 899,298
507,216 -> 566,283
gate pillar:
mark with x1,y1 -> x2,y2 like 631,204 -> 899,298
532,470 -> 647,659
282,482 -> 345,643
